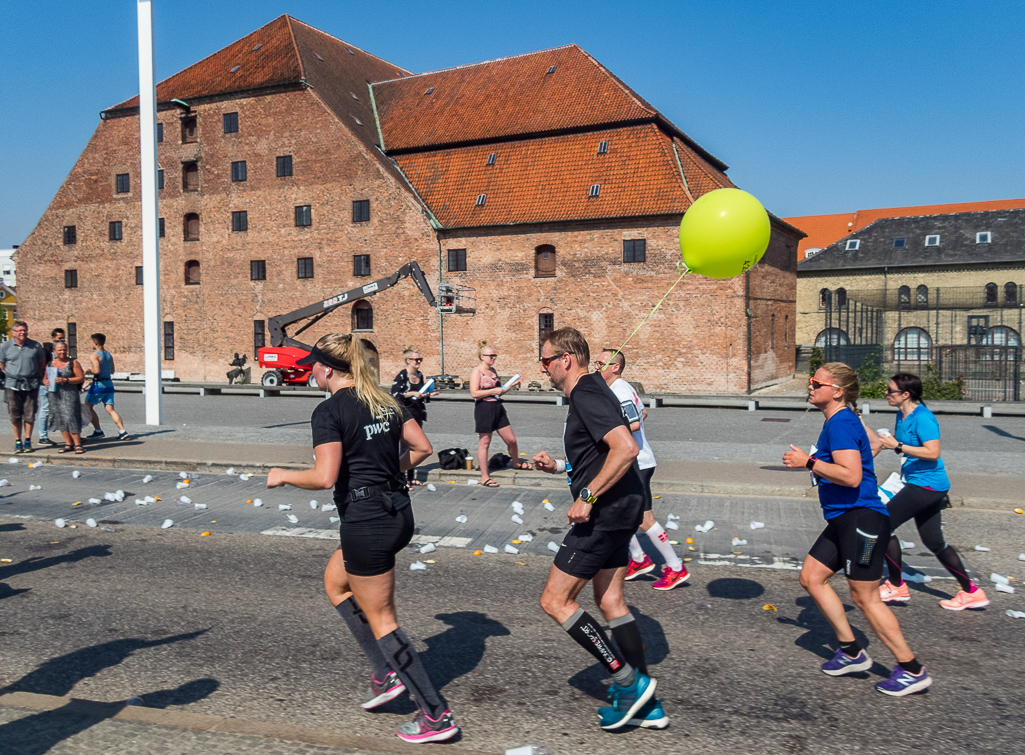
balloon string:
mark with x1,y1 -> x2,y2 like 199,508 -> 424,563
603,266 -> 689,370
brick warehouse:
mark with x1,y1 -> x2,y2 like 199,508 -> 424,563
15,15 -> 803,393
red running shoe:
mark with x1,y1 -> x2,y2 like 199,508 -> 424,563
625,555 -> 656,580
652,565 -> 690,591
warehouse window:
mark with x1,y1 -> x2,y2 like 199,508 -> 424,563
231,160 -> 247,182
157,169 -> 164,190
116,173 -> 130,194
538,312 -> 554,358
447,248 -> 466,272
353,254 -> 371,277
352,199 -> 370,223
295,205 -> 312,227
163,321 -> 174,360
184,213 -> 200,241
181,117 -> 197,143
623,239 -> 646,263
297,257 -> 314,279
109,221 -> 123,241
63,226 -> 77,245
135,266 -> 143,285
64,269 -> 78,288
185,260 -> 201,285
183,162 -> 199,191
67,323 -> 77,358
159,217 -> 165,238
276,155 -> 292,177
223,112 -> 239,134
156,123 -> 163,143
352,300 -> 373,331
250,260 -> 266,281
253,320 -> 265,357
232,211 -> 248,232
535,245 -> 556,277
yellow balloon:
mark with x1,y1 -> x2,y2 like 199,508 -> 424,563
678,188 -> 771,279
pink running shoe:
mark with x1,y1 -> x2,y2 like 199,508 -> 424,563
939,588 -> 990,611
652,565 -> 690,590
879,580 -> 911,603
625,554 -> 656,581
396,709 -> 459,743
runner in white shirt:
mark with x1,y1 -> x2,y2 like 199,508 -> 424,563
595,350 -> 689,590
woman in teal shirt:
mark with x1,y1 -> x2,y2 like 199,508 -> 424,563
867,372 -> 988,611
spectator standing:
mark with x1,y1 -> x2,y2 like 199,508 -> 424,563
43,341 -> 85,454
36,327 -> 66,447
469,340 -> 526,486
391,346 -> 438,487
83,333 -> 129,440
0,321 -> 47,453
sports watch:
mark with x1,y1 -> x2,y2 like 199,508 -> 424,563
579,487 -> 598,504
895,443 -> 904,455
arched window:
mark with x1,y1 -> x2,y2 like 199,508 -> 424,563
1004,282 -> 1018,306
183,213 -> 200,241
898,285 -> 911,308
984,282 -> 998,306
982,326 -> 1021,347
818,288 -> 831,310
916,285 -> 928,308
814,328 -> 849,347
181,116 -> 197,143
535,245 -> 556,277
835,288 -> 847,308
184,260 -> 201,285
352,300 -> 373,331
893,327 -> 932,361
182,162 -> 199,191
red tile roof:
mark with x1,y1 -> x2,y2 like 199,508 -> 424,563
786,198 -> 1025,260
395,124 -> 731,228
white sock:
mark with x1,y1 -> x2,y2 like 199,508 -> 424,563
628,534 -> 646,563
645,523 -> 683,571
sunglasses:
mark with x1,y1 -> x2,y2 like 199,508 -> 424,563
540,352 -> 567,367
407,357 -> 423,363
593,361 -> 607,369
885,388 -> 905,395
809,379 -> 841,390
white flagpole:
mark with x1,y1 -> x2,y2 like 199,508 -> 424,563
137,0 -> 162,424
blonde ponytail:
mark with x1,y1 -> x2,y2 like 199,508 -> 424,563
316,333 -> 401,420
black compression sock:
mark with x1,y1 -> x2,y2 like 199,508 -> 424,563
335,598 -> 392,679
935,546 -> 974,593
562,608 -> 630,677
377,628 -> 446,719
609,614 -> 648,676
898,657 -> 923,675
839,640 -> 861,658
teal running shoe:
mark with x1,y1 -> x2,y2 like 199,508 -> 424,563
597,673 -> 656,730
626,698 -> 669,729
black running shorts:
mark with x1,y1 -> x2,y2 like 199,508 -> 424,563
808,507 -> 891,581
474,400 -> 510,434
553,523 -> 634,580
339,501 -> 415,577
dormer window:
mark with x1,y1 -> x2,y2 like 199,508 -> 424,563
925,235 -> 940,246
845,239 -> 860,251
976,231 -> 991,244
486,153 -> 497,166
893,238 -> 906,248
598,141 -> 609,154
475,194 -> 486,207
589,184 -> 601,198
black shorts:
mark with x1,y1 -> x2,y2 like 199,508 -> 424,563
808,507 -> 891,582
553,523 -> 634,580
474,400 -> 510,434
640,466 -> 655,512
339,501 -> 415,577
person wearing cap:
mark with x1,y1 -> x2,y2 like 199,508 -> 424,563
266,335 -> 458,744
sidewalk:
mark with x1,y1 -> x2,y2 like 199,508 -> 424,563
11,432 -> 1020,510
0,691 -> 492,754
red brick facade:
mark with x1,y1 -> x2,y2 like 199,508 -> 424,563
15,16 -> 800,393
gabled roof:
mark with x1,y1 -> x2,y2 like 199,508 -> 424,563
798,209 -> 1025,272
371,45 -> 726,170
786,198 -> 1025,260
394,124 -> 734,228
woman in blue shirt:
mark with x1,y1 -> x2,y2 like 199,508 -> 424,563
866,372 -> 988,611
784,363 -> 932,697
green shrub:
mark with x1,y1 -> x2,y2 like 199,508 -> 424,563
809,346 -> 824,376
922,364 -> 965,401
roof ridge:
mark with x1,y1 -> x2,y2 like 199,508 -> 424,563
372,44 -> 578,84
577,48 -> 656,116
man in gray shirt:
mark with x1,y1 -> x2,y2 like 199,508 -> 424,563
0,321 -> 47,453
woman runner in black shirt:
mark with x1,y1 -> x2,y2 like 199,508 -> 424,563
267,334 -> 458,744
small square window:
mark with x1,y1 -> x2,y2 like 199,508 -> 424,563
63,225 -> 77,245
231,161 -> 247,182
295,205 -> 312,227
547,65 -> 556,74
158,217 -> 165,238
589,184 -> 601,198
475,193 -> 486,207
135,266 -> 143,285
486,153 -> 497,166
109,221 -> 123,241
232,210 -> 248,232
353,254 -> 371,277
352,199 -> 370,223
623,239 -> 646,263
223,112 -> 239,134
276,155 -> 293,177
893,237 -> 906,248
157,169 -> 164,190
447,248 -> 467,272
64,269 -> 78,288
250,260 -> 266,281
297,257 -> 314,279
845,239 -> 860,251
925,234 -> 940,246
598,140 -> 608,154
976,231 -> 991,244
116,173 -> 130,194
156,123 -> 163,143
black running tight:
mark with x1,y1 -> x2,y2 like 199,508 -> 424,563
884,483 -> 974,592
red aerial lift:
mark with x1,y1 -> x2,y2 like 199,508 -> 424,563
257,262 -> 474,387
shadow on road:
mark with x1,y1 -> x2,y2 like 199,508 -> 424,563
0,545 -> 112,582
981,424 -> 1025,442
422,611 -> 511,692
776,595 -> 880,675
0,522 -> 26,532
706,577 -> 765,600
0,677 -> 218,755
0,582 -> 31,600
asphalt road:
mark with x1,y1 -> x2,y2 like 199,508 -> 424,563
2,468 -> 1025,754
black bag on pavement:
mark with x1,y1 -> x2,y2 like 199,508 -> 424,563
438,448 -> 469,470
488,453 -> 511,471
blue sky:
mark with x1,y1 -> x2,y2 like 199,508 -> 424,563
2,0 -> 1023,247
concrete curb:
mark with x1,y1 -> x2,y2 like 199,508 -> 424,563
26,452 -> 1019,511
0,691 -> 496,754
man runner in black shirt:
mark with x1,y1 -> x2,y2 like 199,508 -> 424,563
533,327 -> 666,731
